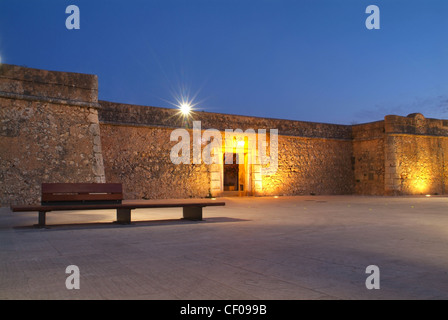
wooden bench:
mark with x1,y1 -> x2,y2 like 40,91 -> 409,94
10,183 -> 225,227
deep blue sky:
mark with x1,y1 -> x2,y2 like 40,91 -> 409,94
0,0 -> 447,124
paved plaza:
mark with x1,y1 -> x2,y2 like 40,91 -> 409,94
0,195 -> 447,300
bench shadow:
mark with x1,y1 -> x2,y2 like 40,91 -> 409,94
13,216 -> 250,231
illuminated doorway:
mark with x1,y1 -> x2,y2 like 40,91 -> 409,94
223,153 -> 239,191
223,152 -> 248,195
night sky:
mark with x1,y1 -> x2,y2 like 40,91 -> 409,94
0,0 -> 447,124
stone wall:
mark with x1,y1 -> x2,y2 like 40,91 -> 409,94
100,123 -> 210,200
384,114 -> 448,195
260,135 -> 354,196
352,121 -> 385,195
101,102 -> 448,198
99,100 -> 353,139
99,101 -> 355,199
0,64 -> 105,205
1,64 -> 448,205
351,114 -> 448,196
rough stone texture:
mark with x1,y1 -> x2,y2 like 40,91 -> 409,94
100,124 -> 210,200
100,122 -> 354,200
99,100 -> 353,140
352,121 -> 385,195
260,136 -> 354,196
0,64 -> 105,205
385,134 -> 448,195
1,64 -> 448,205
352,114 -> 448,196
100,102 -> 356,199
0,64 -> 98,103
384,114 -> 448,195
385,113 -> 448,136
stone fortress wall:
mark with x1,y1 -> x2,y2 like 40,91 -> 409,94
1,64 -> 447,205
0,64 -> 105,205
99,100 -> 355,200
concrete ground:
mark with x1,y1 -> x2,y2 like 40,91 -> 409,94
0,195 -> 447,300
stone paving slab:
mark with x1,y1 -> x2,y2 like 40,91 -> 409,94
1,195 -> 448,300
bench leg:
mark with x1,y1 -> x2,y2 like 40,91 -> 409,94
37,211 -> 46,227
183,206 -> 203,221
116,208 -> 131,224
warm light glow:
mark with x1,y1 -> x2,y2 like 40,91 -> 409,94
164,85 -> 203,121
274,196 -> 279,198
426,194 -> 431,197
412,177 -> 428,194
237,140 -> 245,148
180,103 -> 191,115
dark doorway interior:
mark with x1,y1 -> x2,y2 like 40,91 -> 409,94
224,153 -> 239,191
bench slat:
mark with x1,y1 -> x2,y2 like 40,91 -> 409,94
41,183 -> 123,204
42,183 -> 123,194
11,202 -> 226,212
42,193 -> 123,202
